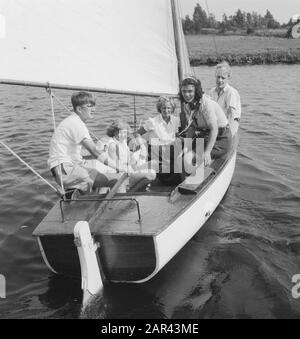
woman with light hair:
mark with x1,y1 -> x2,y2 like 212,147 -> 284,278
135,96 -> 181,184
209,61 -> 241,135
136,96 -> 179,146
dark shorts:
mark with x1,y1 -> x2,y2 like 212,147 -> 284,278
211,126 -> 232,158
193,125 -> 232,159
147,142 -> 183,184
148,141 -> 186,173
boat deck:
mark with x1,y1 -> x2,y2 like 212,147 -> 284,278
33,191 -> 194,237
33,144 -> 236,238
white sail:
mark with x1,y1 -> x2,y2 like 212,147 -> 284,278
0,0 -> 190,96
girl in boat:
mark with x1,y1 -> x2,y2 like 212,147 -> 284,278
179,76 -> 232,167
136,96 -> 180,146
105,120 -> 156,192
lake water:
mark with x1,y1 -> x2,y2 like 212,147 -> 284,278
0,65 -> 300,319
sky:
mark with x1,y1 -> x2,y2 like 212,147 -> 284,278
180,0 -> 299,24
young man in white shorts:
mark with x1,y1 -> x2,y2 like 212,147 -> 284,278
48,91 -> 124,192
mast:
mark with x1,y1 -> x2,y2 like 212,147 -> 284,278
171,0 -> 190,84
171,0 -> 191,122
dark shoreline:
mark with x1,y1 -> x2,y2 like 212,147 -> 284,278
186,34 -> 300,66
190,52 -> 300,66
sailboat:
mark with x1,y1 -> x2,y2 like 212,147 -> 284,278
0,0 -> 238,304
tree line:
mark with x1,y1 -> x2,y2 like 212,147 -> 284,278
182,4 -> 289,34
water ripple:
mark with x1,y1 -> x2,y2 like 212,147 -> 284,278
0,65 -> 300,318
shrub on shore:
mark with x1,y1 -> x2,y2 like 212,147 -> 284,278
186,34 -> 300,65
190,51 -> 300,66
190,28 -> 288,38
253,28 -> 287,38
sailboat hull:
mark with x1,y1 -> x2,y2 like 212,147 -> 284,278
149,151 -> 236,282
34,148 -> 237,283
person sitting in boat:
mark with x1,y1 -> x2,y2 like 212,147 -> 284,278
135,96 -> 180,146
135,96 -> 181,181
179,76 -> 232,167
48,91 -> 125,193
106,120 -> 156,191
208,61 -> 241,136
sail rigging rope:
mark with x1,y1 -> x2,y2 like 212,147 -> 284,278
176,0 -> 196,77
204,0 -> 219,58
0,140 -> 62,196
46,86 -> 65,194
133,96 -> 137,133
181,0 -> 220,69
177,107 -> 196,137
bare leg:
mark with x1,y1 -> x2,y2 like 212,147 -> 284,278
129,161 -> 157,191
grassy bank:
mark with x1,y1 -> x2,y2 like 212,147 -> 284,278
196,28 -> 289,38
186,35 -> 300,65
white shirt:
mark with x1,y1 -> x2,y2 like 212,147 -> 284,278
209,84 -> 241,120
48,113 -> 91,169
143,114 -> 180,145
106,137 -> 130,166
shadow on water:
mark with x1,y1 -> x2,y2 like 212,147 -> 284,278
201,243 -> 300,319
3,171 -> 299,319
82,211 -> 228,319
37,275 -> 82,319
81,283 -> 166,319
